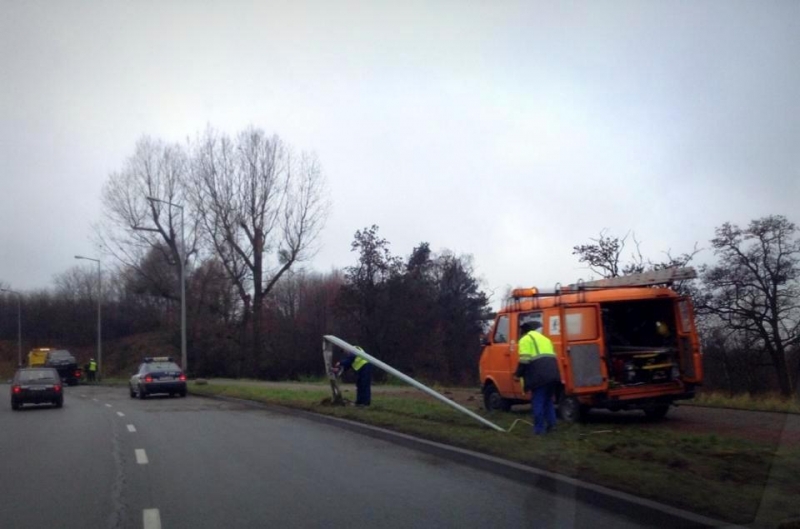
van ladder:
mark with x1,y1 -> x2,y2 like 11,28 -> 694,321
566,267 -> 697,290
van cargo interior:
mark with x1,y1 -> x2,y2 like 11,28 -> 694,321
601,298 -> 679,387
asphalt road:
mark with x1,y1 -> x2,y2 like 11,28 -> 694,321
0,384 -> 666,529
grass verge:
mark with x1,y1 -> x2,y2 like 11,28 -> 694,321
687,391 -> 800,415
190,380 -> 800,527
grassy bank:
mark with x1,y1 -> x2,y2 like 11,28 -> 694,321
689,390 -> 800,415
190,381 -> 799,527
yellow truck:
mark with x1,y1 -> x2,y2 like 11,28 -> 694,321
28,348 -> 51,367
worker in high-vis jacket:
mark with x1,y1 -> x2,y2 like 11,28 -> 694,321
88,358 -> 97,383
513,320 -> 560,434
335,346 -> 372,406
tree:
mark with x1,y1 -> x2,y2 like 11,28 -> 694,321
431,252 -> 490,383
572,230 -> 645,278
337,229 -> 490,383
572,230 -> 700,296
96,137 -> 199,301
336,225 -> 402,364
190,127 -> 329,369
700,215 -> 800,397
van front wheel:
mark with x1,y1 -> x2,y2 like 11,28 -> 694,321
483,383 -> 511,412
557,395 -> 587,423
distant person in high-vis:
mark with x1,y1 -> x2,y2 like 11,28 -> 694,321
335,346 -> 372,406
514,321 -> 560,434
88,358 -> 97,383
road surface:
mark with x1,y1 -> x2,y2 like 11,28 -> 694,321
0,383 -> 688,529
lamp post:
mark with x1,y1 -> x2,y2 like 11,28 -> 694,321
1,288 -> 22,367
75,256 -> 102,380
135,197 -> 186,373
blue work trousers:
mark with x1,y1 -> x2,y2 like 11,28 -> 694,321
355,364 -> 372,406
531,382 -> 557,434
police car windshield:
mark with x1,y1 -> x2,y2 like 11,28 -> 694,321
146,362 -> 181,372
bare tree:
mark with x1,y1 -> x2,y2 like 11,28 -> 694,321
54,265 -> 98,303
701,215 -> 800,397
190,127 -> 329,364
572,230 -> 646,278
573,229 -> 700,296
95,137 -> 199,299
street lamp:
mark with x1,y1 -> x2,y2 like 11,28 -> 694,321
134,196 -> 186,374
75,256 -> 102,380
1,288 -> 22,367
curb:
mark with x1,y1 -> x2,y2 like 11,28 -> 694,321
193,391 -> 737,529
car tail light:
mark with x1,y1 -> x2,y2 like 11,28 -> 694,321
178,374 -> 186,381
54,385 -> 62,393
75,370 -> 82,377
144,375 -> 153,383
12,385 -> 21,394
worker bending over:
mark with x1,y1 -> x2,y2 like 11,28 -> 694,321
514,320 -> 560,434
335,346 -> 372,407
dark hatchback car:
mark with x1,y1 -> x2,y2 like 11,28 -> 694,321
129,357 -> 187,399
45,349 -> 82,386
11,368 -> 64,410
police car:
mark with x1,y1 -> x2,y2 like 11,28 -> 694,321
129,357 -> 187,399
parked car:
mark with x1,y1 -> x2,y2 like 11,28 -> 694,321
44,349 -> 82,386
129,357 -> 187,399
11,368 -> 64,410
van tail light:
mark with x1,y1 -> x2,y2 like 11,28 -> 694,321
178,374 -> 186,381
12,385 -> 21,394
54,385 -> 62,393
144,375 -> 153,383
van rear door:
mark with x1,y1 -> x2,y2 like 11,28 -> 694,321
675,298 -> 703,383
558,304 -> 609,395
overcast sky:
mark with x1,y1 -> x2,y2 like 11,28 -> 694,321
1,0 -> 798,306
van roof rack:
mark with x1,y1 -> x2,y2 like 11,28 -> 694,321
565,267 -> 697,291
510,267 -> 697,301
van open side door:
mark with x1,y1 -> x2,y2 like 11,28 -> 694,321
675,298 -> 703,383
557,304 -> 609,395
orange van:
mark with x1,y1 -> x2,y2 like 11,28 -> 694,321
479,268 -> 703,421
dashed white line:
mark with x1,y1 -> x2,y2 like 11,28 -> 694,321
127,424 -> 137,433
135,449 -> 149,465
92,398 -> 98,402
143,509 -> 161,529
117,411 -> 125,417
105,403 -> 112,408
80,394 -> 87,398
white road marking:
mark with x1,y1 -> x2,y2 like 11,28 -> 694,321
105,403 -> 112,408
92,398 -> 98,402
80,394 -> 87,398
143,509 -> 161,529
117,411 -> 125,417
127,424 -> 137,433
135,449 -> 149,464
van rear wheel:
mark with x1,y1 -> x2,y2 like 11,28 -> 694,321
483,383 -> 511,412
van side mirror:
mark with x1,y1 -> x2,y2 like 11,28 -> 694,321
480,335 -> 491,347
